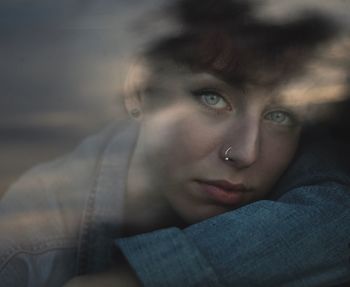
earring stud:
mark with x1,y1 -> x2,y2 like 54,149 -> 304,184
130,109 -> 141,118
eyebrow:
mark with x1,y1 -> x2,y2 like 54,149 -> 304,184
185,72 -> 247,93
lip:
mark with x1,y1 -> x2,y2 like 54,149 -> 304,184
194,179 -> 248,206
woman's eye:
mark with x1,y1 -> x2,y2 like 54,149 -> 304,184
193,90 -> 232,111
264,111 -> 295,126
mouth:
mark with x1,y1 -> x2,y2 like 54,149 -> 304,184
193,179 -> 249,206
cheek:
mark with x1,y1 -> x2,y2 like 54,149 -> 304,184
172,120 -> 220,164
143,112 -> 222,170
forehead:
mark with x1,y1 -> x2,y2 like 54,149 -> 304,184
278,63 -> 347,107
129,32 -> 350,112
146,54 -> 348,105
277,38 -> 349,107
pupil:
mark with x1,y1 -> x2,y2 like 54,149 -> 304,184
275,113 -> 284,121
207,95 -> 218,104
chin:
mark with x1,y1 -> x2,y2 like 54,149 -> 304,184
176,204 -> 233,224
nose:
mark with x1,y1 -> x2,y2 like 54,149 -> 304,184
221,118 -> 260,169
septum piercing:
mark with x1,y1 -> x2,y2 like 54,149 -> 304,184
224,146 -> 232,161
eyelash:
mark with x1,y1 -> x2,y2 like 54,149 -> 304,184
190,89 -> 300,127
191,89 -> 233,114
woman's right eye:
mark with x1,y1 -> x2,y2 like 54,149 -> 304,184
192,90 -> 233,113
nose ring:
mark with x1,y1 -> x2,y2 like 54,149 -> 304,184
224,146 -> 233,161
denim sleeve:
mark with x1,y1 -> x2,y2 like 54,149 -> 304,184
117,183 -> 350,287
116,138 -> 350,287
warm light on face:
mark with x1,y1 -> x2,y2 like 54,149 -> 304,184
280,37 -> 349,107
126,62 -> 303,224
125,30 -> 350,224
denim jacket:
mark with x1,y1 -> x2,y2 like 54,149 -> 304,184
1,120 -> 350,287
0,120 -> 138,287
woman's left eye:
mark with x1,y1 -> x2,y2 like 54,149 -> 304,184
193,90 -> 232,111
264,111 -> 295,126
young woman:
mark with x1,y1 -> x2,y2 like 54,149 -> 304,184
119,0 -> 349,232
1,0 -> 350,286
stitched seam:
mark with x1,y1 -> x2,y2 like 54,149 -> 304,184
0,237 -> 77,272
76,123 -> 122,274
76,158 -> 103,274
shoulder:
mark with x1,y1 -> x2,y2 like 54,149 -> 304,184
0,119 -> 135,282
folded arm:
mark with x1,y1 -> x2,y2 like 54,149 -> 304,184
116,140 -> 350,287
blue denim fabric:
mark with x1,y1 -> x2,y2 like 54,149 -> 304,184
1,118 -> 350,287
116,136 -> 350,287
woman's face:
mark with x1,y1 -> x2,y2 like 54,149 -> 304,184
127,63 -> 303,224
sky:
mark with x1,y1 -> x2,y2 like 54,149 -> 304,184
0,0 -> 349,195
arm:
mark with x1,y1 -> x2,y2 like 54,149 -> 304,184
116,139 -> 350,287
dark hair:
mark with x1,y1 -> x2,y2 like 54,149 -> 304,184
145,0 -> 337,89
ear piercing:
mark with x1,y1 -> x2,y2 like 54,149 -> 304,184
130,109 -> 141,118
224,146 -> 233,161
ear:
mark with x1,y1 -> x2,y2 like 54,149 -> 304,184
123,58 -> 149,121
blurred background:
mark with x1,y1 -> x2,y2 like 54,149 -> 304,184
1,0 -> 349,196
0,0 -> 169,195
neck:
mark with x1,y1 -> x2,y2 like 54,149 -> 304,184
123,147 -> 185,236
